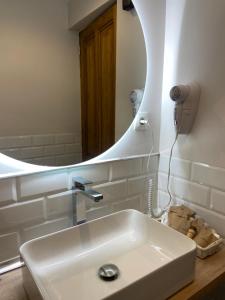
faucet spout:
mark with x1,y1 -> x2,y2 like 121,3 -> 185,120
79,189 -> 103,202
72,177 -> 103,225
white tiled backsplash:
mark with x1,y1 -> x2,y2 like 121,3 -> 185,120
2,152 -> 225,265
0,133 -> 82,166
158,155 -> 225,237
0,156 -> 158,264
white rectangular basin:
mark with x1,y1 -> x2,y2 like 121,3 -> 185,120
20,210 -> 196,300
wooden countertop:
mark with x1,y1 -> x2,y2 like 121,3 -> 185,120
169,246 -> 225,299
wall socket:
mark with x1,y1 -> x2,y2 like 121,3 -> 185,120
134,112 -> 149,131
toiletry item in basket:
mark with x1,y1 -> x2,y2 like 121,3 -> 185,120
194,226 -> 220,248
168,205 -> 195,235
191,217 -> 205,233
169,205 -> 195,218
187,227 -> 197,239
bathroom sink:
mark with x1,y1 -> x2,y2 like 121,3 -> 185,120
20,209 -> 196,300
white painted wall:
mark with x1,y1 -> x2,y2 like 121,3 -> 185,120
0,0 -> 81,137
68,0 -> 115,29
158,0 -> 225,235
115,0 -> 146,140
160,0 -> 225,168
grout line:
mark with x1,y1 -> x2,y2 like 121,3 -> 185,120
207,188 -> 212,209
43,196 -> 48,221
15,177 -> 21,202
108,163 -> 113,182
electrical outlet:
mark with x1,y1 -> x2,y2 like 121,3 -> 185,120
134,112 -> 149,131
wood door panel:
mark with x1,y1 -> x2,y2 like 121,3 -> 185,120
85,34 -> 99,158
80,4 -> 116,160
98,21 -> 116,151
80,33 -> 99,160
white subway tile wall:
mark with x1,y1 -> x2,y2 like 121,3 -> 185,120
87,206 -> 113,221
21,217 -> 73,243
0,155 -> 159,263
191,163 -> 225,190
127,176 -> 149,197
110,158 -> 143,180
0,133 -> 82,166
0,198 -> 45,231
2,152 -> 225,264
0,232 -> 19,262
68,164 -> 109,187
0,178 -> 17,206
18,172 -> 68,198
46,191 -> 73,219
92,180 -> 127,204
158,155 -> 225,237
210,189 -> 225,215
112,196 -> 142,212
159,155 -> 191,179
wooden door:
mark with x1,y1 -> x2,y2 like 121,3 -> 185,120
80,4 -> 116,161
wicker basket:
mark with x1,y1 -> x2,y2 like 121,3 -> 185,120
161,212 -> 224,259
196,238 -> 224,259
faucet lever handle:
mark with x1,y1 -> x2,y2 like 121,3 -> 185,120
72,176 -> 93,191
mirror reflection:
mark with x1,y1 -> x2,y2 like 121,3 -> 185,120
0,0 -> 146,166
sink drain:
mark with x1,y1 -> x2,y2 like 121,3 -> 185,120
98,264 -> 120,281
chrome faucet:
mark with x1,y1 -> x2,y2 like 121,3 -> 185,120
72,177 -> 103,225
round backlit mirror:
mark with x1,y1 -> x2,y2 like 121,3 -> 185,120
0,0 -> 146,167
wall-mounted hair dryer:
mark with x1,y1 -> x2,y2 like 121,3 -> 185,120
169,83 -> 201,134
